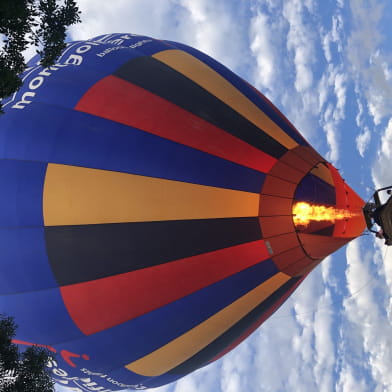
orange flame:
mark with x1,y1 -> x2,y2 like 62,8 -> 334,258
292,202 -> 359,227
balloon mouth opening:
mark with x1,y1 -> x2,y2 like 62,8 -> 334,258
292,201 -> 361,230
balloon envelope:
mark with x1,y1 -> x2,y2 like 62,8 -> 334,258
0,33 -> 365,390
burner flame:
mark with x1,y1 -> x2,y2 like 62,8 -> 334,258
292,202 -> 359,227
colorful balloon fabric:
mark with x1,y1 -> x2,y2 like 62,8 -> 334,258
0,33 -> 365,391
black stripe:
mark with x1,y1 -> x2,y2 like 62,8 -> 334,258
45,218 -> 262,286
168,277 -> 300,376
113,56 -> 287,158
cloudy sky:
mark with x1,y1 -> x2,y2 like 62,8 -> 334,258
54,0 -> 392,391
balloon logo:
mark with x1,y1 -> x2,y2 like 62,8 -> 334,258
0,33 -> 365,390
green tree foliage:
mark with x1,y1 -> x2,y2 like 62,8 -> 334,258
0,0 -> 81,112
0,314 -> 55,392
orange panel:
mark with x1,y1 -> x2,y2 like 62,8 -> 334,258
261,176 -> 297,198
282,256 -> 318,277
299,259 -> 322,276
327,163 -> 348,208
298,233 -> 349,259
344,215 -> 366,238
268,161 -> 306,183
43,164 -> 260,226
327,163 -> 366,238
272,246 -> 307,271
292,145 -> 323,166
334,215 -> 366,238
303,146 -> 323,163
264,232 -> 300,256
259,216 -> 295,238
310,163 -> 335,187
259,195 -> 293,217
278,150 -> 313,174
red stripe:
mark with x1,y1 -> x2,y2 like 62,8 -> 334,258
327,163 -> 347,208
327,163 -> 365,238
209,275 -> 305,363
12,339 -> 57,353
61,240 -> 270,335
75,75 -> 277,174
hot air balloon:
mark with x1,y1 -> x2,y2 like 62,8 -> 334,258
0,33 -> 365,391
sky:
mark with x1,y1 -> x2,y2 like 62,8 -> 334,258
46,0 -> 392,391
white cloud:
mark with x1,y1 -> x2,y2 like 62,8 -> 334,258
249,307 -> 311,392
69,0 -> 250,74
332,72 -> 347,122
323,121 -> 340,163
283,0 -> 315,93
336,364 -> 368,392
170,364 -> 221,392
342,239 -> 392,392
347,0 -> 392,126
175,0 -> 250,71
321,34 -> 332,64
356,127 -> 371,157
315,63 -> 350,164
70,0 -> 175,39
317,73 -> 330,113
270,0 -> 351,163
372,118 -> 392,188
219,342 -> 254,392
249,11 -> 276,92
330,13 -> 344,46
355,95 -> 365,128
321,12 -> 344,63
303,0 -> 317,14
313,290 -> 335,392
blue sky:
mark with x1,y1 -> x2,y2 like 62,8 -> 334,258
48,0 -> 392,391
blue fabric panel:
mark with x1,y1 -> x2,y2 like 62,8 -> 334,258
295,173 -> 336,205
52,259 -> 278,372
3,35 -> 176,112
46,365 -> 150,391
164,40 -> 309,147
0,289 -> 84,343
0,104 -> 265,193
0,227 -> 57,294
0,160 -> 46,227
83,367 -> 150,390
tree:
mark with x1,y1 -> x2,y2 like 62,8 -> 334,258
0,0 -> 81,113
0,314 -> 55,392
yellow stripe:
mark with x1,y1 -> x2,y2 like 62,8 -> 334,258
153,49 -> 298,150
43,164 -> 259,226
310,164 -> 335,187
126,272 -> 290,376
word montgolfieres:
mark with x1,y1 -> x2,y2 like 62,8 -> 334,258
0,33 -> 365,391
